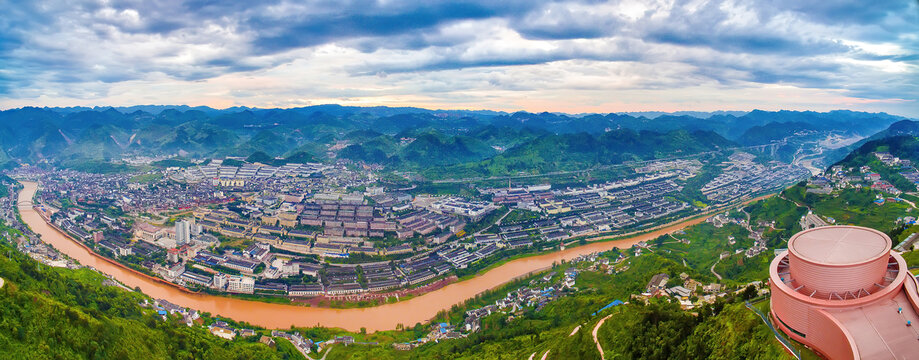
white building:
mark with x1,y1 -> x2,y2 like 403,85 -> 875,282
227,275 -> 255,294
175,219 -> 191,246
189,218 -> 202,235
212,273 -> 228,290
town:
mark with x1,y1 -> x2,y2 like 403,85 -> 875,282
4,151 -> 809,304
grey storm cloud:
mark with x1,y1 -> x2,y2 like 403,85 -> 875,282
0,0 -> 916,111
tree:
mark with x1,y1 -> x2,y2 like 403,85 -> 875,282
741,285 -> 757,300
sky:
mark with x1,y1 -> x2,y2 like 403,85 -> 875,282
0,0 -> 917,117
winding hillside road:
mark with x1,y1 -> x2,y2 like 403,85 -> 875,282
569,324 -> 581,337
593,314 -> 613,360
710,258 -> 724,281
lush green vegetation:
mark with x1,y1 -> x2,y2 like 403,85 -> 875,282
222,159 -> 246,167
596,300 -> 792,360
61,160 -> 138,174
323,270 -> 795,360
784,184 -> 911,232
737,122 -> 816,146
416,129 -> 734,180
338,127 -> 737,180
0,106 -> 902,176
678,157 -> 726,204
501,209 -> 541,224
129,172 -> 164,183
654,223 -> 749,284
0,175 -> 15,198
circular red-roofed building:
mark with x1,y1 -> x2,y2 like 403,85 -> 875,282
770,225 -> 919,359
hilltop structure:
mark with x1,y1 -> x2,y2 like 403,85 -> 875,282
770,226 -> 919,359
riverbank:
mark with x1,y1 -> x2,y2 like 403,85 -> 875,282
457,192 -> 776,283
32,204 -> 193,292
15,180 -> 772,332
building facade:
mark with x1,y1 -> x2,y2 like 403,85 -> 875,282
175,219 -> 190,245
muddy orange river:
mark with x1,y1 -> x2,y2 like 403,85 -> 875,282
17,181 -> 718,332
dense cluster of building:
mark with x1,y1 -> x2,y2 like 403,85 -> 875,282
702,152 -> 810,203
480,178 -> 691,248
813,152 -> 919,196
177,162 -> 329,184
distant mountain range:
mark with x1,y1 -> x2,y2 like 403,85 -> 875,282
0,105 -> 911,175
615,110 -> 750,119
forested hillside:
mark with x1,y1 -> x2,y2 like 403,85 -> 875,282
0,107 -> 905,177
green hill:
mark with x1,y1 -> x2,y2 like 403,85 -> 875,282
424,129 -> 734,179
0,106 -> 907,174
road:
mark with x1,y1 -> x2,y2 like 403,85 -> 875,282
304,346 -> 332,360
592,314 -> 613,360
791,143 -> 825,176
710,258 -> 723,281
779,193 -> 811,212
569,324 -> 581,337
473,207 -> 513,236
899,195 -> 918,209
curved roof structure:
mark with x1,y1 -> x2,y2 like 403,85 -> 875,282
770,225 -> 919,360
789,226 -> 890,265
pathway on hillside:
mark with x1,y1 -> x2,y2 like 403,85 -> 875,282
0,277 -> 4,289
779,194 -> 811,212
899,196 -> 918,209
569,324 -> 581,337
710,258 -> 723,281
592,314 -> 613,360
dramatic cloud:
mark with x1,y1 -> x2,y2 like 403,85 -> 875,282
0,0 -> 916,116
